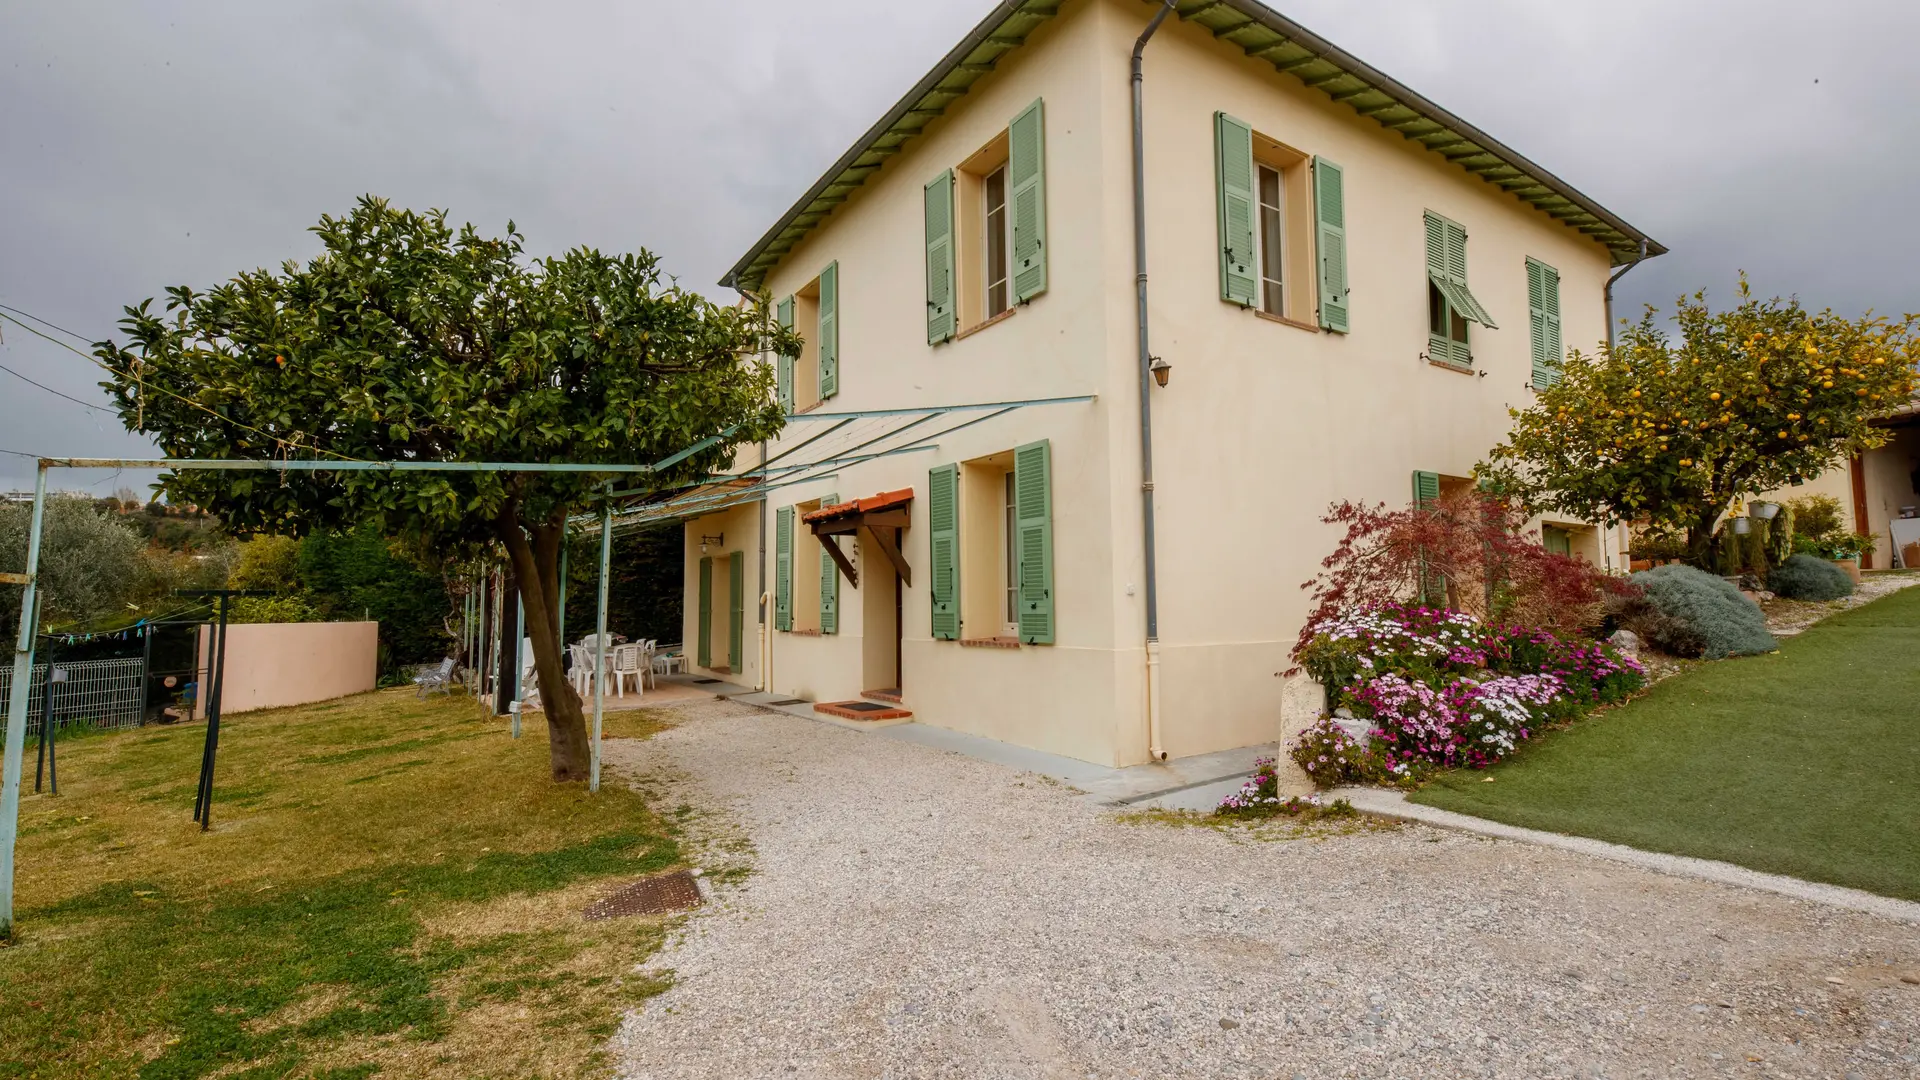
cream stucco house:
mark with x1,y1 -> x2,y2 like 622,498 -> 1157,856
667,0 -> 1666,767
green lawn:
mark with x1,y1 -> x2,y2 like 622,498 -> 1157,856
1414,580 -> 1920,901
0,691 -> 683,1079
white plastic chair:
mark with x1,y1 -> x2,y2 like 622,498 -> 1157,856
612,643 -> 645,698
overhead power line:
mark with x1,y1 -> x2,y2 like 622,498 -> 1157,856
0,360 -> 114,413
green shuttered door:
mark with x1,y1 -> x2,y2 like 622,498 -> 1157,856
1527,257 -> 1563,389
696,555 -> 713,669
775,296 -> 795,413
1009,99 -> 1047,303
928,466 -> 959,640
774,506 -> 793,632
1014,440 -> 1054,645
819,492 -> 838,634
728,551 -> 744,672
1214,112 -> 1257,308
925,170 -> 956,344
1313,157 -> 1348,333
817,263 -> 838,400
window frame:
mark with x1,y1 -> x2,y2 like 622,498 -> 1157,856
1255,163 -> 1286,318
984,164 -> 1012,321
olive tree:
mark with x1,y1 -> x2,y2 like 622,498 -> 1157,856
0,496 -> 147,648
96,197 -> 796,781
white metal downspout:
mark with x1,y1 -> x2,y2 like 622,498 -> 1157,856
1133,1 -> 1176,762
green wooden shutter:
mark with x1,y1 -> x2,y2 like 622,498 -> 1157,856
926,170 -> 956,344
774,506 -> 793,632
1411,471 -> 1444,606
1214,112 -> 1257,307
1542,259 -> 1562,381
696,556 -> 713,668
1445,220 -> 1496,328
1312,157 -> 1348,333
928,465 -> 959,641
818,491 -> 838,634
817,262 -> 838,400
1424,214 -> 1458,365
1014,440 -> 1054,645
728,550 -> 745,671
1526,258 -> 1552,388
1009,99 -> 1048,303
775,296 -> 796,413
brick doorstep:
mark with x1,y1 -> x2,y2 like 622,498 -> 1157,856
813,700 -> 914,722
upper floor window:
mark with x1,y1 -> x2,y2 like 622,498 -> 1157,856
925,98 -> 1048,344
775,261 -> 839,412
1526,257 -> 1563,389
1423,210 -> 1496,368
985,166 -> 1012,320
1214,112 -> 1345,331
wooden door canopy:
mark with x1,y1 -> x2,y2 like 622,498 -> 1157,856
803,488 -> 914,588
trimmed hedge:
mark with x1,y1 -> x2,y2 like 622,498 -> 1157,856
1624,564 -> 1776,659
1767,553 -> 1854,602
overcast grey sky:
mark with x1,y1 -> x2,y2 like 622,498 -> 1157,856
4,0 -> 1916,492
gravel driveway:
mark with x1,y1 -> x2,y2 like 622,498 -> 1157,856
606,700 -> 1920,1079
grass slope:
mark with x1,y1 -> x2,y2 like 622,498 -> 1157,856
0,691 -> 681,1079
1414,582 -> 1920,901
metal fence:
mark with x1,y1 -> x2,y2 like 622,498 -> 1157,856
0,657 -> 148,735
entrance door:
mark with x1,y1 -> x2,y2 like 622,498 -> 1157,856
696,557 -> 712,669
860,530 -> 901,695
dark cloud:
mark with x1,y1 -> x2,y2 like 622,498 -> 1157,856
5,0 -> 1915,491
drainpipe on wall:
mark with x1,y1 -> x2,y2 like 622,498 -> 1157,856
1603,238 -> 1649,352
1132,0 -> 1176,763
1602,239 -> 1649,571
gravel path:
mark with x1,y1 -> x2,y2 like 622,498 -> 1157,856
606,700 -> 1920,1079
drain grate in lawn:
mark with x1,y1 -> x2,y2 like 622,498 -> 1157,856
583,869 -> 703,920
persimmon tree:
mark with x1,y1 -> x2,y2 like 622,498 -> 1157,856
95,197 -> 797,781
1481,279 -> 1917,567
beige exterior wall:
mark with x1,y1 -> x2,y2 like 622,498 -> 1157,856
195,621 -> 378,715
1772,428 -> 1920,568
705,0 -> 1630,767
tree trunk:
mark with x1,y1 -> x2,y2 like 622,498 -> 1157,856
496,513 -> 592,782
1685,502 -> 1722,571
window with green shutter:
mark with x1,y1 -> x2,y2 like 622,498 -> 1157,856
774,506 -> 794,632
1214,112 -> 1257,308
1013,440 -> 1054,645
818,491 -> 839,634
775,295 -> 796,413
816,263 -> 838,400
1423,211 -> 1496,367
925,170 -> 956,344
1526,257 -> 1563,389
1008,99 -> 1047,303
1312,157 -> 1349,333
928,465 -> 959,641
696,555 -> 713,669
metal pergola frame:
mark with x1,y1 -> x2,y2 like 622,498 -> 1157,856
0,391 -> 1095,938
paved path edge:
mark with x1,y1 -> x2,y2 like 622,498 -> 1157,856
1332,786 -> 1920,925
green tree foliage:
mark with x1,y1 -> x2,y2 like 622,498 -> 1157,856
562,524 -> 683,648
94,197 -> 798,780
0,496 -> 146,647
1482,280 -> 1918,568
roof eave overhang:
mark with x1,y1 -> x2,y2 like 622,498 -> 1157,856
721,0 -> 1664,293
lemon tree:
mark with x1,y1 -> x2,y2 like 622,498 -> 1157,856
1482,278 -> 1917,567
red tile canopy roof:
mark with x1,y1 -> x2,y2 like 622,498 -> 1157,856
802,488 -> 913,525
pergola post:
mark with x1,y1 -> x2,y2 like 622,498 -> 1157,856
591,488 -> 612,793
0,461 -> 50,939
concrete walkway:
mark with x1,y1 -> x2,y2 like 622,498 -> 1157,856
654,672 -> 1272,812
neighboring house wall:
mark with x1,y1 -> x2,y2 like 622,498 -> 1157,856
1763,424 -> 1920,568
702,0 -> 1639,768
194,621 -> 378,715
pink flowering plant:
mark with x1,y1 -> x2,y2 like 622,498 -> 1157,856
1215,756 -> 1362,817
1288,603 -> 1647,785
